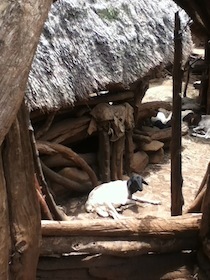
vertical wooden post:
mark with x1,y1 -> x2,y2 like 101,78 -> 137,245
3,103 -> 41,279
199,39 -> 210,113
98,127 -> 111,182
171,12 -> 184,216
124,130 -> 133,176
200,173 -> 210,239
124,103 -> 134,177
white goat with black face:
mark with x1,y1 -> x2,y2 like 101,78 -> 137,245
85,174 -> 160,219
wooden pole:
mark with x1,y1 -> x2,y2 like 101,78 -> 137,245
200,174 -> 210,239
199,39 -> 210,113
171,12 -> 184,216
3,103 -> 41,279
98,128 -> 111,182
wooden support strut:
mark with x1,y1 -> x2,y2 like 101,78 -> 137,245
98,127 -> 111,182
171,11 -> 184,216
199,39 -> 210,113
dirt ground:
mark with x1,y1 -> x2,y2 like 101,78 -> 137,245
64,51 -> 210,220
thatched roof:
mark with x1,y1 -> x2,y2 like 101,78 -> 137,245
26,0 -> 192,112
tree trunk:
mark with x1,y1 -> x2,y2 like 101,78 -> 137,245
0,1 -> 54,278
3,103 -> 41,280
0,0 -> 52,146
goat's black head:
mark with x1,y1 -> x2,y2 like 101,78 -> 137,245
127,174 -> 148,195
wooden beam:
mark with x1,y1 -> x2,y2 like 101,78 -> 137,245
41,214 -> 201,237
76,91 -> 134,106
40,234 -> 198,257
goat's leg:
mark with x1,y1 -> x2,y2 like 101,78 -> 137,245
205,128 -> 210,139
96,207 -> 109,218
104,202 -> 129,219
132,195 -> 161,205
116,199 -> 137,212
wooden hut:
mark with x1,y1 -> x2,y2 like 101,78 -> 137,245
1,0 -> 210,279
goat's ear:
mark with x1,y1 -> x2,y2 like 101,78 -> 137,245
127,178 -> 132,188
142,179 -> 148,185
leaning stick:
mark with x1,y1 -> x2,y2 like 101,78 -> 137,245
195,162 -> 210,198
29,124 -> 69,221
34,174 -> 53,220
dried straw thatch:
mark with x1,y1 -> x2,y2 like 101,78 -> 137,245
26,0 -> 192,112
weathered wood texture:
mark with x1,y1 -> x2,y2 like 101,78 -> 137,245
200,173 -> 210,239
186,162 -> 210,213
124,130 -> 134,176
76,91 -> 134,106
0,0 -> 52,145
0,150 -> 10,279
171,12 -> 184,216
39,116 -> 91,144
110,136 -> 125,180
37,252 -> 197,280
98,128 -> 111,182
3,103 -> 41,279
41,234 -> 198,257
41,214 -> 201,237
42,152 -> 97,169
37,141 -> 98,189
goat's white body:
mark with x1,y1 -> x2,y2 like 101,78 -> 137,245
85,180 -> 129,214
85,179 -> 160,219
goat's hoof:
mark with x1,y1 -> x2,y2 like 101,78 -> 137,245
152,200 -> 161,205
